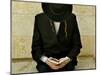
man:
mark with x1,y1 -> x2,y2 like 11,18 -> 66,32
31,3 -> 82,72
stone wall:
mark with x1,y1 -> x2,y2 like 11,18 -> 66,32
12,1 -> 96,59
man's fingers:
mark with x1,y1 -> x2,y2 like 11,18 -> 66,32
49,60 -> 59,64
47,60 -> 60,70
59,59 -> 65,64
48,58 -> 59,65
51,66 -> 60,70
47,57 -> 71,70
59,58 -> 66,64
58,59 -> 70,69
49,57 -> 59,62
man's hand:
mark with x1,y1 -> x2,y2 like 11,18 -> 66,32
48,57 -> 59,64
45,57 -> 71,70
58,57 -> 71,69
45,57 -> 60,70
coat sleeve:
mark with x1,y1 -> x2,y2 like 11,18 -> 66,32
31,15 -> 43,63
67,14 -> 82,59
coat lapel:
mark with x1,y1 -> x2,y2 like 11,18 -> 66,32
47,19 -> 68,43
45,16 -> 71,45
45,18 -> 59,44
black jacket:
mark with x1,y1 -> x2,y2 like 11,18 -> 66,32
31,13 -> 82,65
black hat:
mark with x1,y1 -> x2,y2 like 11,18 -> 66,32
42,3 -> 73,22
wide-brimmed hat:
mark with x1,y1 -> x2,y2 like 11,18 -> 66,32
42,3 -> 73,22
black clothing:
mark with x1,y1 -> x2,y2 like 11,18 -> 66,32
31,13 -> 82,72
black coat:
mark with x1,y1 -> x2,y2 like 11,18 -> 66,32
31,13 -> 82,65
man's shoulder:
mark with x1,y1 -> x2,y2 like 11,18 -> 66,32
69,13 -> 76,19
35,13 -> 46,18
66,13 -> 77,21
